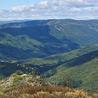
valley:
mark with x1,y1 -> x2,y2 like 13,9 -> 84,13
0,19 -> 98,97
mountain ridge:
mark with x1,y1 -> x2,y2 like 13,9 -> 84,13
0,19 -> 98,93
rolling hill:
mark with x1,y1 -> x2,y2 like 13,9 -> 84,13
0,44 -> 98,92
0,19 -> 98,93
1,19 -> 98,60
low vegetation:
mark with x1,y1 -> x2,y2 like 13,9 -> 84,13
0,85 -> 98,98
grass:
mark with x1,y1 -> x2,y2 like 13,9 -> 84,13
0,85 -> 97,98
47,54 -> 98,92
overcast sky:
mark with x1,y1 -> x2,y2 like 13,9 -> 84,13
0,0 -> 98,20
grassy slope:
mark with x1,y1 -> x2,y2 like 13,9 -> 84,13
0,44 -> 98,92
16,44 -> 98,91
45,48 -> 98,92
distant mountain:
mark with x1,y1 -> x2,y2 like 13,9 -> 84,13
0,19 -> 98,60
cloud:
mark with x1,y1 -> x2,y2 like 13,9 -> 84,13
38,1 -> 49,9
0,0 -> 98,20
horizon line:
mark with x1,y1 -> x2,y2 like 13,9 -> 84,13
0,18 -> 98,21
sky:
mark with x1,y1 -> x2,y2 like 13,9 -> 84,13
0,0 -> 98,20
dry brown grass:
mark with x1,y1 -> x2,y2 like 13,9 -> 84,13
0,85 -> 97,98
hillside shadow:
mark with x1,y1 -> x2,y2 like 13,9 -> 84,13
64,50 -> 98,67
